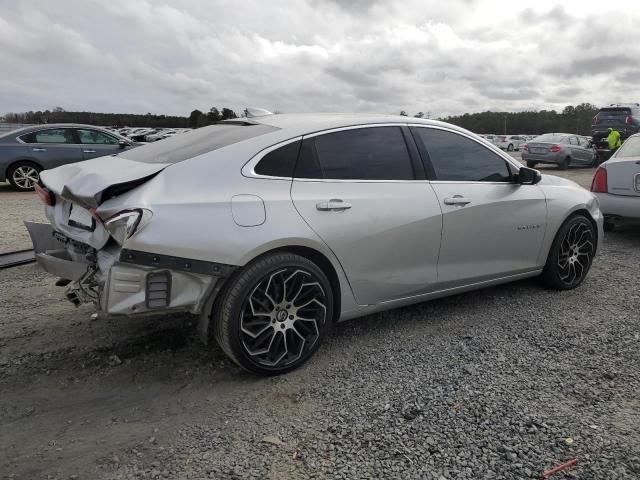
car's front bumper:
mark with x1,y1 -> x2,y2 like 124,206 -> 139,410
25,222 -> 234,317
594,193 -> 640,220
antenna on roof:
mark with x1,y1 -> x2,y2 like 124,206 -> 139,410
244,107 -> 274,118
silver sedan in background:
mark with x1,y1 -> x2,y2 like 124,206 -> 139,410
591,133 -> 640,231
27,114 -> 602,375
522,133 -> 596,169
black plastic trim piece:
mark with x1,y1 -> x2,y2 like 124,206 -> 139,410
146,270 -> 171,309
120,249 -> 235,276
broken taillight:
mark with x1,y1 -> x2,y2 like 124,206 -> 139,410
34,183 -> 55,206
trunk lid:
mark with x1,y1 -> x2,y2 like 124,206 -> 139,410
40,156 -> 169,209
526,142 -> 551,155
605,157 -> 640,197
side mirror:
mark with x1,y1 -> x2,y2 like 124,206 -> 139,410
118,140 -> 129,149
518,166 -> 542,185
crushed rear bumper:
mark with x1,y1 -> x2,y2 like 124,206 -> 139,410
25,221 -> 235,317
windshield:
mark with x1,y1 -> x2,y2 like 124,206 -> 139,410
615,136 -> 640,157
532,134 -> 566,143
121,123 -> 279,164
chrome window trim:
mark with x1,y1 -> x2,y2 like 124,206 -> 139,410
407,123 -> 525,182
242,123 -> 417,182
634,173 -> 640,193
16,126 -> 121,146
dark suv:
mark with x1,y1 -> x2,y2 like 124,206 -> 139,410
591,103 -> 640,162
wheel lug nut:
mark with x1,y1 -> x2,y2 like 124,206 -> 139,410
280,324 -> 285,329
289,315 -> 294,320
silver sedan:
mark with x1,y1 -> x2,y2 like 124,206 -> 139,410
27,114 -> 603,375
522,133 -> 596,170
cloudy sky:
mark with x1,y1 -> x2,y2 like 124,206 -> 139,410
1,0 -> 639,118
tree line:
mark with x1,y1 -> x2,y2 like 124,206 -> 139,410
401,103 -> 599,136
1,106 -> 240,129
2,103 -> 600,135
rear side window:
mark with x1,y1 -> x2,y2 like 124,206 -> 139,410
254,140 -> 301,177
413,127 -> 511,182
569,137 -> 579,145
295,127 -> 414,180
20,128 -> 76,144
615,136 -> 640,157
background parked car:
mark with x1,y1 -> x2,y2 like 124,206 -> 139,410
0,124 -> 137,191
591,103 -> 640,162
522,133 -> 596,169
495,135 -> 526,151
591,132 -> 640,231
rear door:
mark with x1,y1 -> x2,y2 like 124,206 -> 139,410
19,128 -> 83,169
411,126 -> 547,288
568,136 -> 588,164
76,128 -> 124,159
290,125 -> 443,305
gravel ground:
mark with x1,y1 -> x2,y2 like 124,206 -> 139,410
2,165 -> 640,479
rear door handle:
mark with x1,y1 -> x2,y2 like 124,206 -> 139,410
443,195 -> 471,206
83,149 -> 97,153
316,199 -> 352,211
32,148 -> 46,152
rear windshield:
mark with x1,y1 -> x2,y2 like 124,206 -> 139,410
532,134 -> 566,143
121,123 -> 279,164
597,108 -> 632,117
615,136 -> 640,157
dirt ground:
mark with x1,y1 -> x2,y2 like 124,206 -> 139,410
2,165 -> 639,479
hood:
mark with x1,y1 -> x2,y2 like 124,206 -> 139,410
40,156 -> 170,209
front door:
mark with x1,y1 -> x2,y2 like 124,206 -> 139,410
411,126 -> 547,288
290,126 -> 443,305
76,128 -> 123,159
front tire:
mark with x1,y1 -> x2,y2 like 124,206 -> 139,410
8,161 -> 41,191
540,215 -> 596,290
507,144 -> 514,152
212,253 -> 333,375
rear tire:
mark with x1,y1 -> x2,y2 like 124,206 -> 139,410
7,161 -> 41,191
540,215 -> 596,290
526,161 -> 536,168
558,156 -> 569,170
212,252 -> 333,375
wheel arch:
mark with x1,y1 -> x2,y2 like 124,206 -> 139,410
197,242 -> 352,344
6,159 -> 43,178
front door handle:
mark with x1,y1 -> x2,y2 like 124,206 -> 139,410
83,149 -> 97,153
443,195 -> 471,206
316,199 -> 352,211
32,147 -> 46,152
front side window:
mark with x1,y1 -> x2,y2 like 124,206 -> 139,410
20,128 -> 76,144
295,126 -> 414,180
77,129 -> 119,145
254,140 -> 301,177
413,127 -> 511,182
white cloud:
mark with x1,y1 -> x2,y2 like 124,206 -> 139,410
1,0 -> 639,117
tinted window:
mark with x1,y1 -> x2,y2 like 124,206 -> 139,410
413,128 -> 511,182
20,128 -> 76,144
77,129 -> 119,145
295,127 -> 414,180
254,140 -> 301,177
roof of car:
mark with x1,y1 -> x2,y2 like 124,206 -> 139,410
244,113 -> 451,135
